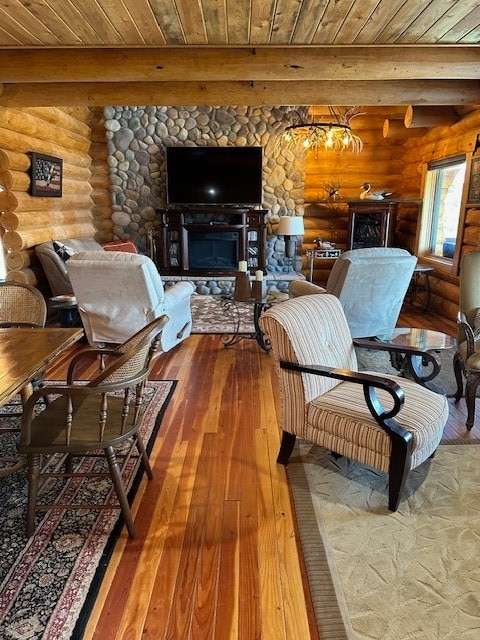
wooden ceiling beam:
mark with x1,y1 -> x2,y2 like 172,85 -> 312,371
0,46 -> 479,83
1,80 -> 479,107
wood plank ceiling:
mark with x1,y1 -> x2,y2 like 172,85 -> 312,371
0,0 -> 479,107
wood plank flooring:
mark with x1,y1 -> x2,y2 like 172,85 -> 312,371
43,305 -> 475,639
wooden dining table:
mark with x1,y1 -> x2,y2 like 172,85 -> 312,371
0,327 -> 84,407
0,326 -> 84,476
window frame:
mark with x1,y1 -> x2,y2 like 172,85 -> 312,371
417,152 -> 470,276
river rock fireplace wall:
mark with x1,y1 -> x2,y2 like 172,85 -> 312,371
103,105 -> 306,277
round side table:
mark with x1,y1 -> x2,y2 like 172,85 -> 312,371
409,266 -> 434,311
49,295 -> 80,328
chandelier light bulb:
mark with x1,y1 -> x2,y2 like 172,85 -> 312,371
276,106 -> 364,157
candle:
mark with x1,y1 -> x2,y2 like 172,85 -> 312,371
238,260 -> 248,272
255,270 -> 263,281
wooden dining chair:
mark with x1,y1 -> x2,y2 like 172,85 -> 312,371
18,315 -> 168,538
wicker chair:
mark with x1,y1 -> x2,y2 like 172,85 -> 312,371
0,282 -> 47,328
260,294 -> 449,511
18,315 -> 168,538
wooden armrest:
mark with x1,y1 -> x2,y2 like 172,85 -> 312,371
279,360 -> 412,441
457,311 -> 476,357
353,337 -> 441,385
66,347 -> 120,383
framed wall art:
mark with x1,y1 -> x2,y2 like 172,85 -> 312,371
467,154 -> 480,205
30,152 -> 63,197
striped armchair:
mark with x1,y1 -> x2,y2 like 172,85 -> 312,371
259,294 -> 449,511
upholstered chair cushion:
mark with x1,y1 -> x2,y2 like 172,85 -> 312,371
307,375 -> 446,472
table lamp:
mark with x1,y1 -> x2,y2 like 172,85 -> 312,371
277,216 -> 305,258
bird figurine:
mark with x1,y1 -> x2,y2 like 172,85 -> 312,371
315,236 -> 335,250
359,183 -> 392,200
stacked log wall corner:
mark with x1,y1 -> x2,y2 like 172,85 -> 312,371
0,106 -> 110,287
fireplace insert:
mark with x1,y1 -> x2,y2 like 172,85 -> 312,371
188,231 -> 239,270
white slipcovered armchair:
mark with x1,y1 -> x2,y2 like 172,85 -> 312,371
290,247 -> 417,339
67,251 -> 194,351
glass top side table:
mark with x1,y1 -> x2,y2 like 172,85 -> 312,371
355,327 -> 456,393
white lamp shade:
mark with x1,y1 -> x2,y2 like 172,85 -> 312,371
277,216 -> 305,236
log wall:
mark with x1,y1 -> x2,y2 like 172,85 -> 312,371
0,106 -> 111,290
1,102 -> 480,321
401,109 -> 480,322
87,109 -> 114,239
303,108 -> 418,283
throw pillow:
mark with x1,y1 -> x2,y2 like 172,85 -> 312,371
53,240 -> 76,262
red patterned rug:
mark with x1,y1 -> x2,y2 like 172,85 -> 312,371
0,380 -> 176,640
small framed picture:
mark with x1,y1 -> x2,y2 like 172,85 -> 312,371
467,155 -> 480,205
30,152 -> 63,197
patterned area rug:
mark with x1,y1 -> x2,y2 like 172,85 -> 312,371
190,294 -> 256,334
0,380 -> 176,640
288,442 -> 480,640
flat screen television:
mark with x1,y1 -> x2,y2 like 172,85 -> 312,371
166,146 -> 263,206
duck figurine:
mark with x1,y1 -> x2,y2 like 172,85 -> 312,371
315,236 -> 335,250
359,183 -> 392,200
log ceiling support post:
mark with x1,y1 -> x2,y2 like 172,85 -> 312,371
404,105 -> 460,128
383,118 -> 428,139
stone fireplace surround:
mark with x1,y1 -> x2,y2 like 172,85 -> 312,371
104,105 -> 306,293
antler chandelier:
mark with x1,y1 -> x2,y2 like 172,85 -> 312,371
278,106 -> 364,156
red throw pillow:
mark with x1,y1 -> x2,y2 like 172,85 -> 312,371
102,240 -> 138,254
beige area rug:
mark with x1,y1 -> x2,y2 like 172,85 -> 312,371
288,442 -> 480,640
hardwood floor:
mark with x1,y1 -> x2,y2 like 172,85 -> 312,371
44,305 -> 474,639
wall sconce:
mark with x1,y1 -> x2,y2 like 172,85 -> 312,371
277,216 -> 305,258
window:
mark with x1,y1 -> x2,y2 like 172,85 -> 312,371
421,155 -> 466,261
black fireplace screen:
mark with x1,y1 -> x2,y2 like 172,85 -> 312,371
188,231 -> 239,270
